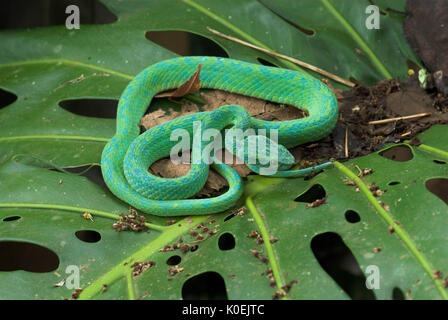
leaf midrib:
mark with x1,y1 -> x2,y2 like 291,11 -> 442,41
320,0 -> 392,79
0,58 -> 134,80
0,135 -> 110,143
182,0 -> 307,74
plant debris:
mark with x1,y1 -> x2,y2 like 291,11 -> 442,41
305,196 -> 328,209
272,280 -> 298,299
81,211 -> 94,221
159,245 -> 175,252
250,249 -> 269,264
433,270 -> 443,279
373,247 -> 382,253
165,219 -> 177,226
248,230 -> 264,245
180,244 -> 191,253
131,261 -> 156,277
155,63 -> 202,98
271,289 -> 286,300
71,288 -> 83,300
113,208 -> 149,232
443,277 -> 448,288
355,165 -> 374,177
168,265 -> 184,276
282,280 -> 299,293
261,269 -> 276,288
53,279 -> 66,287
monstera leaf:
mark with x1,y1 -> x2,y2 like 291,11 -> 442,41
0,0 -> 417,166
1,126 -> 447,300
1,0 -> 447,300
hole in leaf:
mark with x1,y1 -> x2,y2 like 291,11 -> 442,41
425,178 -> 448,205
294,184 -> 326,203
75,230 -> 101,243
257,58 -> 278,67
345,210 -> 361,223
218,233 -> 235,250
311,232 -> 376,300
392,287 -> 405,300
0,88 -> 17,110
388,181 -> 401,186
0,241 -> 59,272
379,145 -> 413,162
182,271 -> 228,300
190,245 -> 199,252
166,255 -> 181,266
59,99 -> 118,119
145,30 -> 228,57
0,0 -> 117,29
224,213 -> 236,222
434,160 -> 446,164
3,216 -> 21,222
66,165 -> 107,189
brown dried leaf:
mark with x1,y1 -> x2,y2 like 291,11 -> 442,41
155,63 -> 202,98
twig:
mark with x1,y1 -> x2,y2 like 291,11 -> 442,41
400,131 -> 412,137
368,113 -> 431,125
206,26 -> 355,88
355,165 -> 363,176
345,126 -> 349,158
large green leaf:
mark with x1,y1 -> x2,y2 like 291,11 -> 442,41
1,0 -> 446,300
0,0 -> 419,166
1,125 -> 447,299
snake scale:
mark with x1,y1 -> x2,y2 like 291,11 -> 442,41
101,56 -> 338,216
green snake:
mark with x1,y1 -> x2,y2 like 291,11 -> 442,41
101,56 -> 338,216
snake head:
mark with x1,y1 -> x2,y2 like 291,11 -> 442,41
227,133 -> 295,176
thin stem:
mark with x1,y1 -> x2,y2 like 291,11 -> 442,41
246,196 -> 288,299
207,27 -> 355,87
416,144 -> 448,161
321,0 -> 392,79
126,270 -> 136,300
0,202 -> 167,231
0,59 -> 134,80
0,135 -> 110,143
182,0 -> 305,73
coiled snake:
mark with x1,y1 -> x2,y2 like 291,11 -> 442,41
101,57 -> 338,216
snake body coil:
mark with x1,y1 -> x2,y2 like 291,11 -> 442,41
101,56 -> 338,216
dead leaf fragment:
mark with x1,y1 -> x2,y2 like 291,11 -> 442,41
155,63 -> 202,98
